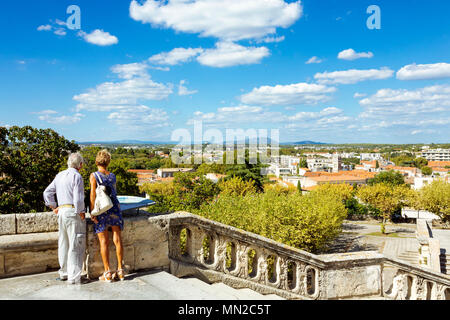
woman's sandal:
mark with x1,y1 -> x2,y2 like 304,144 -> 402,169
99,271 -> 113,283
115,269 -> 126,281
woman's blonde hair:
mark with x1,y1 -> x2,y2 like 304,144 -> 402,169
95,149 -> 111,167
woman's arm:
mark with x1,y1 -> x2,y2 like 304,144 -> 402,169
89,173 -> 97,213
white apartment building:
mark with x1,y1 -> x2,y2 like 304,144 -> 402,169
412,176 -> 435,190
419,149 -> 450,161
275,167 -> 295,178
280,155 -> 301,167
360,153 -> 382,161
157,168 -> 195,178
307,154 -> 341,173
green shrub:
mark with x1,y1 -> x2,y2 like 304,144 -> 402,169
194,189 -> 347,253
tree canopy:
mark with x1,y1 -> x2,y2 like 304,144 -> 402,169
368,170 -> 406,186
0,126 -> 79,214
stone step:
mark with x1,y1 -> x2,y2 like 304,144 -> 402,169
185,278 -> 285,300
210,282 -> 255,300
236,288 -> 285,300
182,277 -> 245,300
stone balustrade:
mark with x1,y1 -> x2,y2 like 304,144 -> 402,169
1,211 -> 449,300
166,212 -> 450,300
416,219 -> 442,272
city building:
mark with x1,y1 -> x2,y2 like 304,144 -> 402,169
419,148 -> 450,161
127,169 -> 156,186
157,168 -> 195,178
306,154 -> 341,173
360,153 -> 382,161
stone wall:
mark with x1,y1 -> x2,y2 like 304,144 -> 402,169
0,212 -> 171,279
1,211 -> 449,300
85,213 -> 171,278
0,212 -> 59,278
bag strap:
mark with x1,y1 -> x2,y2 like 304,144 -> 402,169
94,172 -> 103,185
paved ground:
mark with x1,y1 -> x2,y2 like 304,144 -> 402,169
0,270 -> 285,300
325,220 -> 417,254
326,220 -> 450,267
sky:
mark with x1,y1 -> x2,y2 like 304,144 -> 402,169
0,0 -> 449,144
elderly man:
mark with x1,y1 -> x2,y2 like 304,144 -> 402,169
43,152 -> 87,285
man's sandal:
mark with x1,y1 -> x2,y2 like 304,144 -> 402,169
99,271 -> 113,283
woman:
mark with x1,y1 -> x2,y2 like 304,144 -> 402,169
90,149 -> 125,282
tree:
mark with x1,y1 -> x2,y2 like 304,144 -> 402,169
368,170 -> 405,186
0,126 -> 79,214
225,150 -> 268,192
218,176 -> 257,197
414,157 -> 428,168
141,172 -> 220,213
357,183 -> 410,233
297,180 -> 302,194
298,158 -> 308,168
421,166 -> 432,176
108,159 -> 140,196
418,180 -> 450,222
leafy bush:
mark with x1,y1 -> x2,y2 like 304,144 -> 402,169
218,176 -> 257,197
368,170 -> 406,186
140,172 -> 220,213
195,189 -> 347,253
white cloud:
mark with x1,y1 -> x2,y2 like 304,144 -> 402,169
34,110 -> 84,124
314,67 -> 394,85
107,105 -> 169,127
178,80 -> 198,96
54,28 -> 67,36
305,56 -> 322,64
285,107 -> 352,129
187,105 -> 284,125
111,63 -> 149,79
54,19 -> 67,26
129,0 -> 302,42
74,76 -> 172,110
355,85 -> 450,135
74,69 -> 173,111
258,35 -> 285,43
288,107 -> 343,121
353,92 -> 367,98
359,85 -> 450,115
240,82 -> 336,106
78,29 -> 118,46
197,42 -> 270,68
396,62 -> 450,80
149,47 -> 203,66
73,66 -> 173,130
149,42 -> 270,68
337,48 -> 373,60
37,25 -> 52,31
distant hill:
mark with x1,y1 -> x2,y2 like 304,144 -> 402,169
283,140 -> 328,145
77,140 -> 172,145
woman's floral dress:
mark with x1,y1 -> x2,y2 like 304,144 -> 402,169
92,171 -> 124,234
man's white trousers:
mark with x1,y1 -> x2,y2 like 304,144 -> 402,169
57,208 -> 86,283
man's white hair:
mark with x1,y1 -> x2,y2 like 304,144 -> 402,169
67,152 -> 84,169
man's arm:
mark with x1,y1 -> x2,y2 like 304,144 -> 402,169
73,174 -> 85,219
43,179 -> 58,211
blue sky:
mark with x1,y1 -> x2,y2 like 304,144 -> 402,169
0,0 -> 449,144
